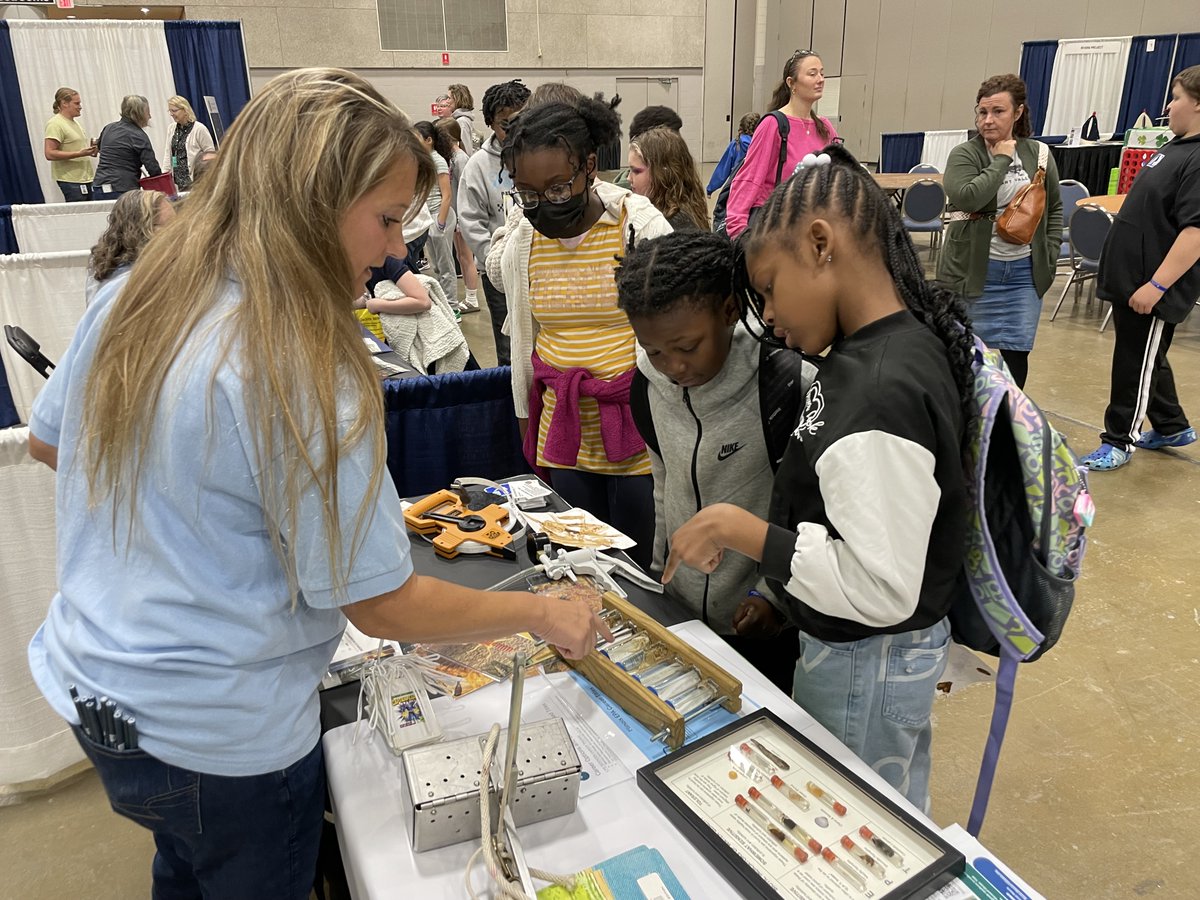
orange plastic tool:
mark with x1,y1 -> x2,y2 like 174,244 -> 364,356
404,489 -> 513,559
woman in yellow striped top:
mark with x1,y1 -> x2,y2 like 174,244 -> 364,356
488,99 -> 673,569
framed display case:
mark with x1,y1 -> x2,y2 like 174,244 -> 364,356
637,709 -> 964,899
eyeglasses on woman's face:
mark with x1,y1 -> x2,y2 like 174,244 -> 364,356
508,164 -> 584,210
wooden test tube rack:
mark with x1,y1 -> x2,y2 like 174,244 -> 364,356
562,591 -> 742,750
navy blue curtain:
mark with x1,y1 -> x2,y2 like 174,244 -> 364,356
0,24 -> 44,208
0,206 -> 18,255
382,366 -> 530,499
1115,35 -> 1178,136
1020,40 -> 1058,137
880,133 -> 924,173
1176,33 -> 1200,74
163,21 -> 251,141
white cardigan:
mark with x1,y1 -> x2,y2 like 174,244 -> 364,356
161,121 -> 215,172
485,179 -> 673,418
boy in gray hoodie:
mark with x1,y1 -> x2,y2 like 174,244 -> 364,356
617,231 -> 813,692
458,79 -> 531,366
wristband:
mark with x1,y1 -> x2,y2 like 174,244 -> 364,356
1149,278 -> 1168,293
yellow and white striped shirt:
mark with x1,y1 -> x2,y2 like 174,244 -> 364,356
529,218 -> 650,475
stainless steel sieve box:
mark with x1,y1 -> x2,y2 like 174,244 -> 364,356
400,716 -> 581,852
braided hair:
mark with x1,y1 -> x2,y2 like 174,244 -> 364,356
501,98 -> 621,183
616,231 -> 732,318
735,143 -> 976,422
481,79 -> 531,126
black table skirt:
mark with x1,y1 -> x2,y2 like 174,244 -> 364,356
1048,143 -> 1124,196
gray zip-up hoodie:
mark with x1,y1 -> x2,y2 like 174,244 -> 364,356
458,133 -> 507,268
451,109 -> 478,157
640,324 -> 785,633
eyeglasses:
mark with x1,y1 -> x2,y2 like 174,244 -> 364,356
507,165 -> 583,210
789,49 -> 816,62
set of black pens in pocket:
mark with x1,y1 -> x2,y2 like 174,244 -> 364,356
70,685 -> 139,750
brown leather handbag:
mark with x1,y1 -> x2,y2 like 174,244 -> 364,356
996,142 -> 1048,245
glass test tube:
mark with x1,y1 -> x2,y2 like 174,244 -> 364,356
806,779 -> 849,817
840,835 -> 886,879
747,786 -> 822,853
769,774 -> 811,811
651,668 -> 701,701
821,847 -> 867,892
734,794 -> 810,863
859,825 -> 905,866
669,680 -> 719,715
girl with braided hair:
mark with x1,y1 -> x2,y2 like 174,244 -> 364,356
617,230 -> 811,691
664,144 -> 972,810
486,98 -> 672,569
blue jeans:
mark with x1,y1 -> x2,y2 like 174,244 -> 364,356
57,181 -> 92,202
792,618 -> 951,812
73,726 -> 325,900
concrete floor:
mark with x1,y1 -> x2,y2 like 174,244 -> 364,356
2,260 -> 1197,899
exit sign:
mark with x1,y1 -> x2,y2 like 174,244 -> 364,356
57,0 -> 76,8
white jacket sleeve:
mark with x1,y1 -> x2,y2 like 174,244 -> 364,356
781,430 -> 942,627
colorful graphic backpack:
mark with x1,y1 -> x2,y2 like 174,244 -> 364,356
952,337 -> 1094,836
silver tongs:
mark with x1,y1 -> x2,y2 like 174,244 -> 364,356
491,653 -> 537,896
538,547 -> 664,596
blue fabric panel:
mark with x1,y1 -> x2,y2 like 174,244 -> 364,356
382,366 -> 530,498
163,21 -> 252,140
0,351 -> 19,428
880,133 -> 924,174
1175,33 -> 1200,74
1115,35 -> 1178,136
0,205 -> 18,254
1020,40 -> 1059,137
0,24 -> 45,207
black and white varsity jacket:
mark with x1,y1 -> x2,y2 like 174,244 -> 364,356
759,311 -> 968,644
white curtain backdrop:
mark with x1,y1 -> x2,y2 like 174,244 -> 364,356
0,426 -> 84,796
0,251 -> 90,424
11,199 -> 115,254
1043,37 -> 1133,138
920,130 -> 969,173
8,20 -> 176,203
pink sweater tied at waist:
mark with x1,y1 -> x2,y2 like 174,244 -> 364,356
525,351 -> 645,468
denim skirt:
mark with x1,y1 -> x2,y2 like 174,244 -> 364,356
970,256 -> 1042,351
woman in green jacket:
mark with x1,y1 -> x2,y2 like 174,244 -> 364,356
937,74 -> 1062,388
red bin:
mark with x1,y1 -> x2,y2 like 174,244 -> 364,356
139,173 -> 177,198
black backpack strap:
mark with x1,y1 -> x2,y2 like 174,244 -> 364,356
629,369 -> 660,458
768,110 -> 791,187
757,343 -> 810,471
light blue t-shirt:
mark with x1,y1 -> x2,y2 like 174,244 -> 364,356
28,277 -> 414,776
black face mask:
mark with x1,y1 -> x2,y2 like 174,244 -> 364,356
524,187 -> 589,239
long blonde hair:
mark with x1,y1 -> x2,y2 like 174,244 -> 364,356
88,189 -> 167,283
630,126 -> 710,230
81,68 -> 434,601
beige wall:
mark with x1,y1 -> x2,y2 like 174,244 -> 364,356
80,0 -> 705,70
251,67 -> 705,154
837,0 -> 1200,161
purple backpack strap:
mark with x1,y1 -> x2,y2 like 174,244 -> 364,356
967,651 -> 1018,836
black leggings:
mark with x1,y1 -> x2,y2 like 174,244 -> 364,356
547,469 -> 655,572
1000,349 -> 1029,389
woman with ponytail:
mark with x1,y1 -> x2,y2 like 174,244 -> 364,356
665,144 -> 970,813
725,50 -> 838,238
486,98 -> 673,569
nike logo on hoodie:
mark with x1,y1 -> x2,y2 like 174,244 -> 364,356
717,441 -> 745,461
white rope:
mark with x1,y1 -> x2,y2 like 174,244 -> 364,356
464,724 -> 578,899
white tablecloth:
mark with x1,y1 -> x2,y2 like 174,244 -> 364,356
0,250 -> 90,424
11,200 -> 116,254
323,620 -> 931,899
0,427 -> 83,798
920,130 -> 968,173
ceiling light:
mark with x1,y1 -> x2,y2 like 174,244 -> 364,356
141,7 -> 150,12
